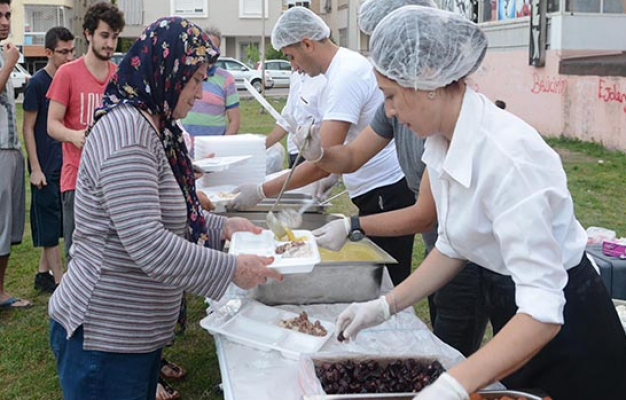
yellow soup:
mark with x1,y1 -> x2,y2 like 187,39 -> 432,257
319,242 -> 382,262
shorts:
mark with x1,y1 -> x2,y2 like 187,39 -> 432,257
31,175 -> 63,247
62,190 -> 75,261
0,149 -> 26,256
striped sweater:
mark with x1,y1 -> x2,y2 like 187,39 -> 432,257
49,105 -> 236,353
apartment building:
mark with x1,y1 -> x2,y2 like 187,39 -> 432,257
117,0 -> 287,64
5,0 -> 74,72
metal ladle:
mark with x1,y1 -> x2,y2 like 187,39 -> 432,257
266,121 -> 314,240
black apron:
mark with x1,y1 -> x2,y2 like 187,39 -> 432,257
481,255 -> 626,400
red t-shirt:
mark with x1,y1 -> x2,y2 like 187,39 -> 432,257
47,57 -> 117,193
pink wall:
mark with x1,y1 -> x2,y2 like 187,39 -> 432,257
469,50 -> 626,151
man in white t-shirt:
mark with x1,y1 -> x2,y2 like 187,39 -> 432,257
231,6 -> 415,285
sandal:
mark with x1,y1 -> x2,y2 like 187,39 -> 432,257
0,297 -> 32,309
160,358 -> 186,380
156,377 -> 180,400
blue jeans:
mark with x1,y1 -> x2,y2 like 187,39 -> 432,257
50,319 -> 162,400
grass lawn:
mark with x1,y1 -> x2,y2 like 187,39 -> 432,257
1,96 -> 626,399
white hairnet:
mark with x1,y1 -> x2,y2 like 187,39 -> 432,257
370,6 -> 487,91
359,0 -> 438,35
271,7 -> 331,50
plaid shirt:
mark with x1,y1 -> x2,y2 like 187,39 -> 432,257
0,51 -> 19,150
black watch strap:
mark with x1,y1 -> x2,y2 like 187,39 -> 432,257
349,215 -> 364,242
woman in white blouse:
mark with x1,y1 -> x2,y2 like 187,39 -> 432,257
331,6 -> 626,400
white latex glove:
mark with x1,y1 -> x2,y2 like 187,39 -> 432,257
412,373 -> 469,400
229,183 -> 265,210
293,121 -> 323,163
335,296 -> 391,341
313,174 -> 340,202
312,218 -> 350,251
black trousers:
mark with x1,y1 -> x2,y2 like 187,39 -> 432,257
350,178 -> 415,286
483,256 -> 626,400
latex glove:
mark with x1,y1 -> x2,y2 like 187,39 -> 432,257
312,218 -> 350,251
412,373 -> 469,400
229,183 -> 265,210
313,173 -> 340,202
293,121 -> 323,163
335,296 -> 391,341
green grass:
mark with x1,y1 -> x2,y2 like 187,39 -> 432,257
2,98 -> 625,399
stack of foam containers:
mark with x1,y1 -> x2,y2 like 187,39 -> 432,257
194,134 -> 266,190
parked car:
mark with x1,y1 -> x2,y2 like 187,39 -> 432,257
214,57 -> 274,93
256,59 -> 292,87
110,52 -> 126,65
10,63 -> 31,98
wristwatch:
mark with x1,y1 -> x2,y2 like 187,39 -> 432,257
348,215 -> 365,242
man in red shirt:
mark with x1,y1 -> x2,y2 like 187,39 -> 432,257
47,2 -> 125,261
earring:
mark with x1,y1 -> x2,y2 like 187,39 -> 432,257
428,91 -> 436,100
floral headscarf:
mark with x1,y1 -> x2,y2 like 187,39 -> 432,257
94,16 -> 219,246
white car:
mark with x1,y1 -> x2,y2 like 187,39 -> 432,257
256,59 -> 292,87
10,63 -> 31,98
214,57 -> 274,93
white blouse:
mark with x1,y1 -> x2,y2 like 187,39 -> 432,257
423,88 -> 587,325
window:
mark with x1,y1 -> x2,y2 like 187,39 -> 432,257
287,0 -> 311,8
23,5 -> 72,46
239,0 -> 269,18
172,0 -> 207,17
118,0 -> 142,25
566,0 -> 624,13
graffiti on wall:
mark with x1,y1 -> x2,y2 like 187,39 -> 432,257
531,73 -> 567,96
598,78 -> 626,113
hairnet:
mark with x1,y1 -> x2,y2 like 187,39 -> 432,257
271,6 -> 331,50
358,0 -> 438,35
370,6 -> 487,91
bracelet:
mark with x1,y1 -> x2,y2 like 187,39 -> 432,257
388,291 -> 398,315
309,148 -> 324,164
257,183 -> 267,199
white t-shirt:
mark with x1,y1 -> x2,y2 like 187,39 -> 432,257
278,72 -> 326,155
321,47 -> 404,198
423,88 -> 587,325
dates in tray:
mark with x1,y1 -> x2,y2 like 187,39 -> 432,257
314,358 -> 445,394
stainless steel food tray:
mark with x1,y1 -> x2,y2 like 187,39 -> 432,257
229,193 -> 328,213
303,390 -> 543,400
251,262 -> 385,305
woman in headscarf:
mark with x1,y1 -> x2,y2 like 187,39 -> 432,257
332,6 -> 626,400
48,17 -> 282,400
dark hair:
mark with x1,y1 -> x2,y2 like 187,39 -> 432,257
0,0 -> 10,6
45,26 -> 74,51
83,1 -> 125,37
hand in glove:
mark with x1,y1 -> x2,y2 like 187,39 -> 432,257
293,121 -> 323,163
229,183 -> 265,210
335,295 -> 391,342
312,218 -> 350,251
313,173 -> 340,202
413,373 -> 469,400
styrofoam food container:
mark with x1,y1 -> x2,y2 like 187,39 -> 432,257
200,301 -> 334,360
229,230 -> 321,274
193,155 -> 252,173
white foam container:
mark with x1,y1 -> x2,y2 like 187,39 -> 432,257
193,155 -> 252,173
200,301 -> 334,360
229,230 -> 321,274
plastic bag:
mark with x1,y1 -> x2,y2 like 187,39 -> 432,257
266,143 -> 285,175
586,226 -> 616,244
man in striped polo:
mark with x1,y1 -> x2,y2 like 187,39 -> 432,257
181,27 -> 240,157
